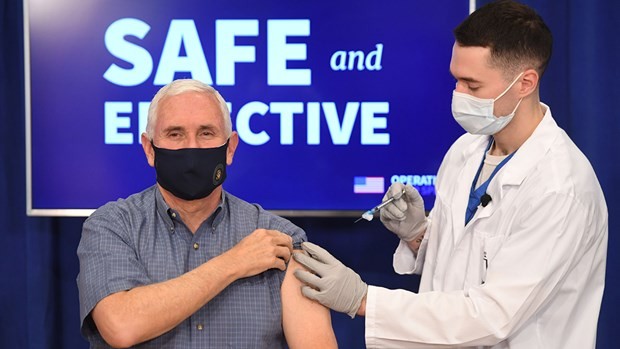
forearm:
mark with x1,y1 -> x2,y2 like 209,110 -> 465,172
93,252 -> 240,347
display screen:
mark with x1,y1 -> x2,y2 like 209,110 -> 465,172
25,0 -> 469,216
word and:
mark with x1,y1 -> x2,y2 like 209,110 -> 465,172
330,44 -> 383,71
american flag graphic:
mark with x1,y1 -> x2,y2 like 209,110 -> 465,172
353,176 -> 385,194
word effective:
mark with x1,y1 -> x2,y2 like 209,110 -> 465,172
105,101 -> 390,145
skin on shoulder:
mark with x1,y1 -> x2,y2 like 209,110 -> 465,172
282,248 -> 338,349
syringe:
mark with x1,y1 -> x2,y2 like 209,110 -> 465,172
354,188 -> 406,223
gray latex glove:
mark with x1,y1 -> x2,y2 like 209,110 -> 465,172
293,242 -> 368,318
379,182 -> 428,241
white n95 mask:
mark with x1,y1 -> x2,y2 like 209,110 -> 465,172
452,72 -> 524,135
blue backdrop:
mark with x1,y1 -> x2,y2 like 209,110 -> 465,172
25,0 -> 465,214
1,0 -> 618,348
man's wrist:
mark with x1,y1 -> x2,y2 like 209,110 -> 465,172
356,294 -> 367,317
405,224 -> 427,255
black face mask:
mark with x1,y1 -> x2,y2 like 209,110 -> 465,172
151,140 -> 229,201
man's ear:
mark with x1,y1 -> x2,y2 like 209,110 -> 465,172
141,133 -> 155,167
226,131 -> 239,166
518,68 -> 540,98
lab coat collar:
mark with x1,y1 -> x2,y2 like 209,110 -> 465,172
497,103 -> 558,188
457,103 -> 559,224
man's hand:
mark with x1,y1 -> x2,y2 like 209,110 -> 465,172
293,242 -> 367,318
380,182 -> 428,241
225,229 -> 293,279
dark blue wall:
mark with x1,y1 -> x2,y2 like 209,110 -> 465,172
1,0 -> 618,348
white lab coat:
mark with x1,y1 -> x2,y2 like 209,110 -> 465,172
365,105 -> 608,349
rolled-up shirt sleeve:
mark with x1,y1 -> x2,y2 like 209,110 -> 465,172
268,214 -> 307,248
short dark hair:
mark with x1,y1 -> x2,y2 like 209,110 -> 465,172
453,0 -> 552,79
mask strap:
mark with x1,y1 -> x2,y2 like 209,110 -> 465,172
494,72 -> 524,101
510,98 -> 524,115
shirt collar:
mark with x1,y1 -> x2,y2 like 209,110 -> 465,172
155,186 -> 228,233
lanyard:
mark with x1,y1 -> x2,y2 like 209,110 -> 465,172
465,138 -> 515,225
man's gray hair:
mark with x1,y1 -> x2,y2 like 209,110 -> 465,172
146,79 -> 231,139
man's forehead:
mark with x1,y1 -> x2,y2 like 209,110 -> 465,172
157,115 -> 224,128
155,102 -> 224,134
160,91 -> 219,108
450,44 -> 500,80
158,92 -> 223,117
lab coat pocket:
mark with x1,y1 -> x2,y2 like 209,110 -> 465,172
465,230 -> 504,290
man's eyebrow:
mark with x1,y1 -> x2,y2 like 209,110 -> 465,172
459,76 -> 482,84
449,70 -> 482,84
162,126 -> 184,134
197,125 -> 218,132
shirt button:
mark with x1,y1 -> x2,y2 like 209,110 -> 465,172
171,212 -> 177,218
196,324 -> 204,331
193,242 -> 199,250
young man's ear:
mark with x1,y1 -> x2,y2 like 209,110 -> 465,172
519,68 -> 540,97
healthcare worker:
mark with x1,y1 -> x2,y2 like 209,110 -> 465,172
293,1 -> 608,348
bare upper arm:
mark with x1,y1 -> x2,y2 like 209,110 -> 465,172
282,251 -> 338,349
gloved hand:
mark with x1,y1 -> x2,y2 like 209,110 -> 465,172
293,242 -> 368,318
379,182 -> 428,241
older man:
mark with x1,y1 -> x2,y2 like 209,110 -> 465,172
77,79 -> 337,348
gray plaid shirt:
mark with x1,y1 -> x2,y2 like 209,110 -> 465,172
77,186 -> 306,348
